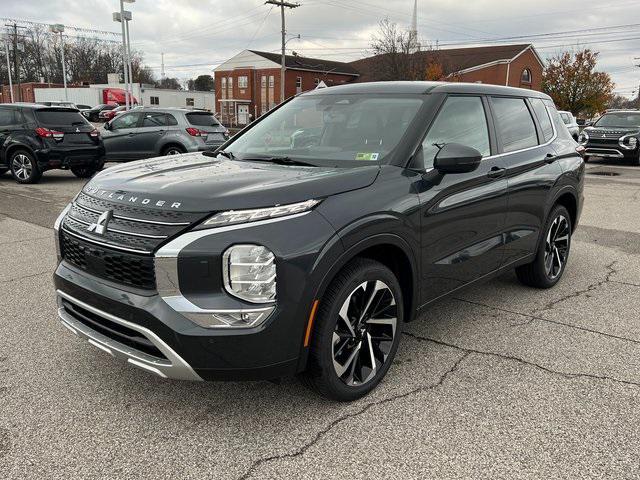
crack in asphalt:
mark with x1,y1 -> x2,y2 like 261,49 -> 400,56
0,236 -> 50,247
533,261 -> 618,314
403,331 -> 640,389
453,297 -> 640,347
611,279 -> 640,288
236,351 -> 471,480
0,271 -> 51,284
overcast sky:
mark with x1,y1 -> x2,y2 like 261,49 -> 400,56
2,0 -> 639,97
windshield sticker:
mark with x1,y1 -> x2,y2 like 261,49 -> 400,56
355,152 -> 379,161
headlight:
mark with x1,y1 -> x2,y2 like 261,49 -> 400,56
200,199 -> 320,229
619,134 -> 638,150
577,131 -> 589,144
223,245 -> 276,303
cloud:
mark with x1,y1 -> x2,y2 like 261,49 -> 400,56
2,0 -> 638,97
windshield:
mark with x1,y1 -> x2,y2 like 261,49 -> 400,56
225,94 -> 424,166
595,112 -> 640,128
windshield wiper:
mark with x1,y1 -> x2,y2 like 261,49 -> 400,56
204,149 -> 235,159
242,156 -> 317,167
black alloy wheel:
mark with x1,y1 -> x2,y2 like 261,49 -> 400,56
302,258 -> 403,401
516,204 -> 572,288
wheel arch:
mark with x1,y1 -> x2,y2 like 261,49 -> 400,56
550,186 -> 578,232
3,142 -> 36,167
159,142 -> 186,155
313,233 -> 419,325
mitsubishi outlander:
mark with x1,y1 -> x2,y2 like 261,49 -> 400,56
53,82 -> 584,401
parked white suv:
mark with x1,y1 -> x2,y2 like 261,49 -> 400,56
558,111 -> 579,140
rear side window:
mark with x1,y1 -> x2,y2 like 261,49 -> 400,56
35,109 -> 89,127
166,114 -> 178,126
491,97 -> 538,153
186,112 -> 219,127
0,108 -> 19,126
142,112 -> 169,127
422,96 -> 490,168
529,98 -> 554,143
111,112 -> 141,130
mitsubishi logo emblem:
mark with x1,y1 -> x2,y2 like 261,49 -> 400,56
75,127 -> 80,133
87,210 -> 112,235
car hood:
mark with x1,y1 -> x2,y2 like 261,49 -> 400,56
83,152 -> 380,212
585,126 -> 640,135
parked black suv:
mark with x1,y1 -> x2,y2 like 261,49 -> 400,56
82,104 -> 116,122
579,109 -> 640,165
0,104 -> 105,184
53,82 -> 584,401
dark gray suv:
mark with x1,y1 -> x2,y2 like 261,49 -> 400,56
101,107 -> 229,161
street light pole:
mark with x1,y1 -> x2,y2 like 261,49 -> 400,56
49,24 -> 67,101
114,1 -> 130,109
265,0 -> 299,104
125,13 -> 134,105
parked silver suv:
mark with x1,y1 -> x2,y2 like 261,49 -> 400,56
101,107 -> 229,161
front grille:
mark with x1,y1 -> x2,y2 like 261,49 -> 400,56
61,299 -> 166,359
62,232 -> 156,290
60,191 -> 208,289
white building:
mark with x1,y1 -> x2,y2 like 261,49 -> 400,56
34,78 -> 215,111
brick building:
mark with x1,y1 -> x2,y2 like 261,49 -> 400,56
350,44 -> 544,91
0,82 -> 65,104
213,50 -> 359,126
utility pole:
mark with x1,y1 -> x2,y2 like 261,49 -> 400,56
5,23 -> 26,102
4,39 -> 13,102
160,52 -> 165,79
265,0 -> 299,104
634,58 -> 640,108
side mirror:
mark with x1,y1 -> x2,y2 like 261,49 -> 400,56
103,122 -> 111,131
433,143 -> 482,174
584,121 -> 593,127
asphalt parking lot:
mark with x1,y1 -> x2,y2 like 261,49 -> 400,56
1,159 -> 640,479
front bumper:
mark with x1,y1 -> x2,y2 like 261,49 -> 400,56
583,141 -> 638,160
53,209 -> 338,381
57,289 -> 202,381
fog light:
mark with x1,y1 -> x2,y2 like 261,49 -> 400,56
223,245 -> 276,303
210,308 -> 274,327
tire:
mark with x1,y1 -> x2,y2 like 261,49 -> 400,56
162,145 -> 185,156
71,166 -> 98,178
301,258 -> 403,401
516,204 -> 572,289
10,149 -> 41,184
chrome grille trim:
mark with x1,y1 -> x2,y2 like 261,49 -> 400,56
66,212 -> 168,240
75,202 -> 190,226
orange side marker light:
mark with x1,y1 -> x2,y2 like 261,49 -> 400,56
303,300 -> 319,347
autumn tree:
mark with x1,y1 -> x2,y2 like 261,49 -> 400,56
542,49 -> 614,116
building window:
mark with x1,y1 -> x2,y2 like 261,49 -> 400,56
238,76 -> 248,88
268,75 -> 274,88
227,77 -> 233,98
521,68 -> 532,84
296,76 -> 302,94
221,103 -> 227,115
186,98 -> 194,107
150,96 -> 159,105
314,78 -> 320,86
221,77 -> 227,99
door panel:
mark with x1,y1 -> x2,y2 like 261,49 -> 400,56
495,97 -> 564,264
102,112 -> 142,161
136,112 -> 170,157
417,95 -> 507,303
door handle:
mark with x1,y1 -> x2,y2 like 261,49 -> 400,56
128,133 -> 135,136
544,153 -> 558,164
487,167 -> 506,179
